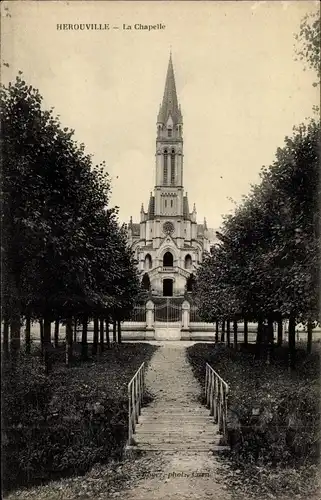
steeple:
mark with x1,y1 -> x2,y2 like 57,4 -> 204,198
157,52 -> 182,125
154,53 -> 184,216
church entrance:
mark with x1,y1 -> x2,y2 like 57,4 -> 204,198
163,278 -> 173,297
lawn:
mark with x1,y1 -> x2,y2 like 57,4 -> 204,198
2,342 -> 158,493
186,342 -> 320,499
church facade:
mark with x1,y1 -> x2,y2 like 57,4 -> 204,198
127,54 -> 217,297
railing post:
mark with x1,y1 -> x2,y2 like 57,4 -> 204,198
181,300 -> 190,340
205,364 -> 208,403
136,377 -> 139,423
217,381 -> 221,431
138,370 -> 141,414
128,385 -> 132,444
213,375 -> 217,423
146,300 -> 155,339
224,385 -> 229,438
209,373 -> 214,416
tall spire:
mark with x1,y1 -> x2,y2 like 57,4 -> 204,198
157,52 -> 182,125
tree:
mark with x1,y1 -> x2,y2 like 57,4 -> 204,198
195,120 -> 320,365
1,74 -> 141,368
295,10 -> 321,85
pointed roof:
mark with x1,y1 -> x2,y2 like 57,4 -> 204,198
183,195 -> 190,219
147,194 -> 155,219
157,53 -> 182,125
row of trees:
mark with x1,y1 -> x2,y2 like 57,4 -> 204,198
1,75 -> 143,370
194,12 -> 320,367
195,121 -> 319,366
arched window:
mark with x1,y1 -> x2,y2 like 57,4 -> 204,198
144,254 -> 152,271
185,254 -> 192,269
168,128 -> 172,137
171,149 -> 175,185
163,251 -> 173,267
163,150 -> 168,185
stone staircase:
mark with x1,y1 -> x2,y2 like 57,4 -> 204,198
127,343 -> 229,454
130,400 -> 226,453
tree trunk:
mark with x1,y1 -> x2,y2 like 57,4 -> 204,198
117,319 -> 122,344
288,315 -> 296,371
233,319 -> 238,350
92,317 -> 99,355
10,315 -> 21,353
65,318 -> 73,367
3,317 -> 9,357
243,318 -> 248,346
277,317 -> 283,346
81,314 -> 88,360
54,319 -> 59,348
25,316 -> 31,354
43,316 -> 52,374
221,320 -> 225,342
215,320 -> 219,343
105,317 -> 110,349
266,317 -> 274,364
99,317 -> 104,352
226,319 -> 230,347
39,319 -> 44,354
113,319 -> 117,343
255,317 -> 263,359
73,320 -> 77,343
307,320 -> 313,354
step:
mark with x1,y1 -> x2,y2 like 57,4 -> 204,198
128,444 -> 230,452
143,402 -> 206,406
141,403 -> 210,415
135,431 -> 218,439
139,415 -> 212,421
139,413 -> 216,425
135,423 -> 218,430
135,425 -> 217,432
134,434 -> 220,445
141,404 -> 208,409
140,408 -> 210,415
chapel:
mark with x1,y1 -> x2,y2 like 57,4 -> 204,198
127,53 -> 217,297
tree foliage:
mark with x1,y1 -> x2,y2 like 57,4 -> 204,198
195,120 -> 320,327
295,10 -> 321,84
1,75 -> 140,363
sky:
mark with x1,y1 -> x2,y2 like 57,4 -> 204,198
1,0 -> 319,229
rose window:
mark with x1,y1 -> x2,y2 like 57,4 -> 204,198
163,221 -> 175,235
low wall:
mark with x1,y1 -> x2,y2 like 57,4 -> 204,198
3,321 -> 321,343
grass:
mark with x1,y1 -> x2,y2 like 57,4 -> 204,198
2,342 -> 158,494
186,342 -> 320,499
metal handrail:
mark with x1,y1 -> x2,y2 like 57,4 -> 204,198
128,362 -> 145,444
205,363 -> 229,437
